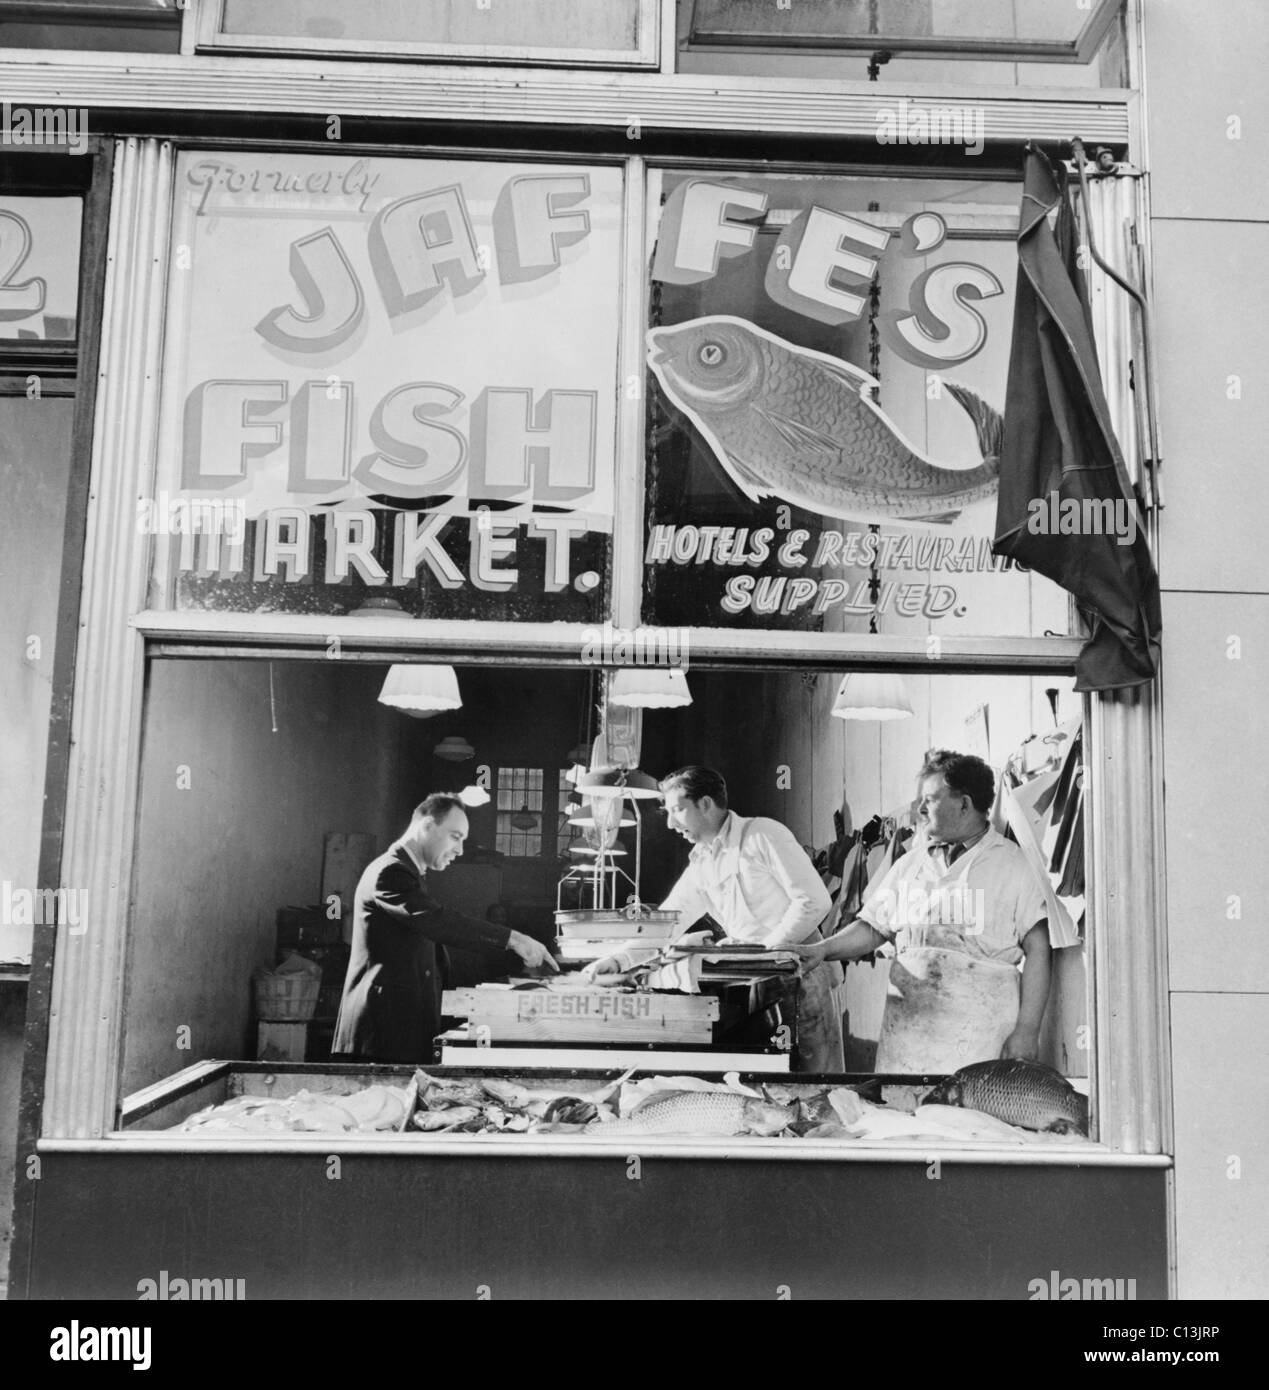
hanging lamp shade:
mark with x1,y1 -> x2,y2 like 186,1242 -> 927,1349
378,665 -> 462,715
576,766 -> 662,799
831,673 -> 914,721
510,803 -> 539,831
609,668 -> 692,708
433,735 -> 475,761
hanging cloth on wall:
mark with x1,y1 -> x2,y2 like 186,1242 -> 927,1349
1000,781 -> 1081,949
992,146 -> 1161,692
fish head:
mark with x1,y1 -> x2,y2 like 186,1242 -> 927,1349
742,1098 -> 798,1136
1047,1093 -> 1089,1137
924,1077 -> 961,1108
646,317 -> 766,418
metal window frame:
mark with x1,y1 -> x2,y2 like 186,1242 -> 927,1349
7,134 -> 114,1298
185,0 -> 662,70
683,0 -> 1123,65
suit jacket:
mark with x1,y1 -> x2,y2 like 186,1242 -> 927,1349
332,844 -> 513,1063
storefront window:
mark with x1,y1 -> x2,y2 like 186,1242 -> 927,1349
678,0 -> 1128,87
0,197 -> 80,341
192,0 -> 661,67
496,767 -> 545,857
118,656 -> 1092,1149
0,192 -> 83,968
148,150 -> 624,627
643,168 -> 1070,641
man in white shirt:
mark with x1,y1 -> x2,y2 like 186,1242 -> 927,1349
585,766 -> 844,1072
798,750 -> 1051,1071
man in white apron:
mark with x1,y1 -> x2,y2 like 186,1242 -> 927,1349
583,766 -> 844,1072
798,750 -> 1050,1073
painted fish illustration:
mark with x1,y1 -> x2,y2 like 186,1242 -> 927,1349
647,315 -> 1002,526
590,1089 -> 796,1136
923,1059 -> 1089,1136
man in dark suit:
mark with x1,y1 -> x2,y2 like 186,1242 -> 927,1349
332,793 -> 557,1063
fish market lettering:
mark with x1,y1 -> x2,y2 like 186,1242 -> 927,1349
645,524 -> 1012,620
653,181 -> 1001,359
516,993 -> 652,1021
182,379 -> 596,506
231,171 -> 593,350
179,509 -> 593,594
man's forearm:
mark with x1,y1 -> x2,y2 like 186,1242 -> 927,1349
1016,933 -> 1052,1034
820,919 -> 887,962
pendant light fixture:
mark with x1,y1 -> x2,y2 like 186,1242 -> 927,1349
378,665 -> 462,716
831,672 -> 914,721
609,668 -> 692,708
510,803 -> 539,831
433,735 -> 475,761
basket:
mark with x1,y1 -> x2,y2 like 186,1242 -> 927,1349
253,963 -> 321,1021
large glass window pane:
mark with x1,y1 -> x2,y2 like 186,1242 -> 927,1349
643,169 -> 1070,640
149,151 -> 624,625
679,0 -> 1128,88
0,198 -> 81,342
0,393 -> 75,966
208,0 -> 655,64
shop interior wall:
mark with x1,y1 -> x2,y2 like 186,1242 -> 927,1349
398,667 -> 592,942
1146,0 -> 1269,1300
121,661 -> 400,1096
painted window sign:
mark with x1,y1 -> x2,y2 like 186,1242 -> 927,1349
643,171 -> 1071,639
152,153 -> 623,620
0,197 -> 81,341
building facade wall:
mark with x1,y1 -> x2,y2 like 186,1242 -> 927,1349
1145,0 -> 1269,1300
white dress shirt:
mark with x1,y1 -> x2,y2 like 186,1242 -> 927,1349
661,812 -> 832,949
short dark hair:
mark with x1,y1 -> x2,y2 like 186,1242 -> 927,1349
410,793 -> 466,826
919,749 -> 994,814
659,765 -> 728,810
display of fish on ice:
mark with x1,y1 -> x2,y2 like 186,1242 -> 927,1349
646,315 -> 1003,526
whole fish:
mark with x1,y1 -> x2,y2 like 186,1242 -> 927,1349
413,1105 -> 482,1132
647,315 -> 1001,525
479,1067 -> 634,1113
924,1059 -> 1089,1136
592,1090 -> 796,1137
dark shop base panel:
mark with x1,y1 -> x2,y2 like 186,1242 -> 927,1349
19,1153 -> 1168,1300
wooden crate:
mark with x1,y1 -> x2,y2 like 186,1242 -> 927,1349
443,984 -> 719,1045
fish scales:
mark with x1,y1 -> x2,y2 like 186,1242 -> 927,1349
925,1060 -> 1088,1136
593,1090 -> 795,1137
647,316 -> 1002,524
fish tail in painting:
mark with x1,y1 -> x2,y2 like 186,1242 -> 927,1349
943,382 -> 1004,470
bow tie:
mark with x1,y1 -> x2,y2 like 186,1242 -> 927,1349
929,840 -> 968,865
